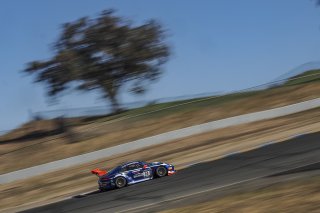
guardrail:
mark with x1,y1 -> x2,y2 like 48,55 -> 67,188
1,97 -> 320,184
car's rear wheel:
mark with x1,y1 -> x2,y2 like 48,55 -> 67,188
115,177 -> 127,188
155,166 -> 167,177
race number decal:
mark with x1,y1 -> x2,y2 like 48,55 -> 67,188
143,171 -> 151,177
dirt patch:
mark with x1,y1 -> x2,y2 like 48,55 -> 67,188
1,108 -> 320,212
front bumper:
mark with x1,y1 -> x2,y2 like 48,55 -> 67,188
168,170 -> 176,176
167,165 -> 176,176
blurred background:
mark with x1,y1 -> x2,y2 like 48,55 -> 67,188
2,0 -> 320,212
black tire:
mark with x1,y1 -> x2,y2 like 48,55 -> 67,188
155,166 -> 167,177
115,176 -> 127,188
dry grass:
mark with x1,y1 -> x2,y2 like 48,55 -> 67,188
1,108 -> 320,212
160,175 -> 320,213
1,83 -> 320,173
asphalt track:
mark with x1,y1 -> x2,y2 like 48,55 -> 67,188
22,131 -> 320,213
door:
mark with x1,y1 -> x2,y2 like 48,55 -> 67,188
126,163 -> 145,181
126,163 -> 152,181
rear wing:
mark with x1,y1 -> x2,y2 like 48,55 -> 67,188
91,168 -> 107,176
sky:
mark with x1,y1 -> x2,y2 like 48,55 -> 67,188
1,0 -> 320,130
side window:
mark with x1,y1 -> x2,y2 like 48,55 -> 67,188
120,165 -> 132,172
121,163 -> 144,172
126,163 -> 142,171
136,163 -> 144,169
127,164 -> 135,171
127,163 -> 138,171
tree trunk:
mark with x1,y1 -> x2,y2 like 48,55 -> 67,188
103,82 -> 122,114
110,94 -> 121,113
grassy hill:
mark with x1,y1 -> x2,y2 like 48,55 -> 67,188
283,69 -> 320,86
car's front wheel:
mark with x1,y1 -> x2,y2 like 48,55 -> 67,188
115,177 -> 127,188
155,166 -> 167,177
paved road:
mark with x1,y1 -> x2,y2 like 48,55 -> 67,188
23,131 -> 320,213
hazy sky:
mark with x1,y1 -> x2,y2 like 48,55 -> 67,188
1,0 -> 320,130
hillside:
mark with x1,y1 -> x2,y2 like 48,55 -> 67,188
284,69 -> 320,86
273,61 -> 320,81
1,70 -> 320,173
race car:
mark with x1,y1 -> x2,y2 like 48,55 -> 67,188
91,161 -> 176,191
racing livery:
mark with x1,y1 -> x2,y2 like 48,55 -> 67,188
91,161 -> 176,191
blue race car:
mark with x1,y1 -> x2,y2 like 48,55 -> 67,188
91,161 -> 176,191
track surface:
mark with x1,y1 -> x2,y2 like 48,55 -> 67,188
23,132 -> 320,213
